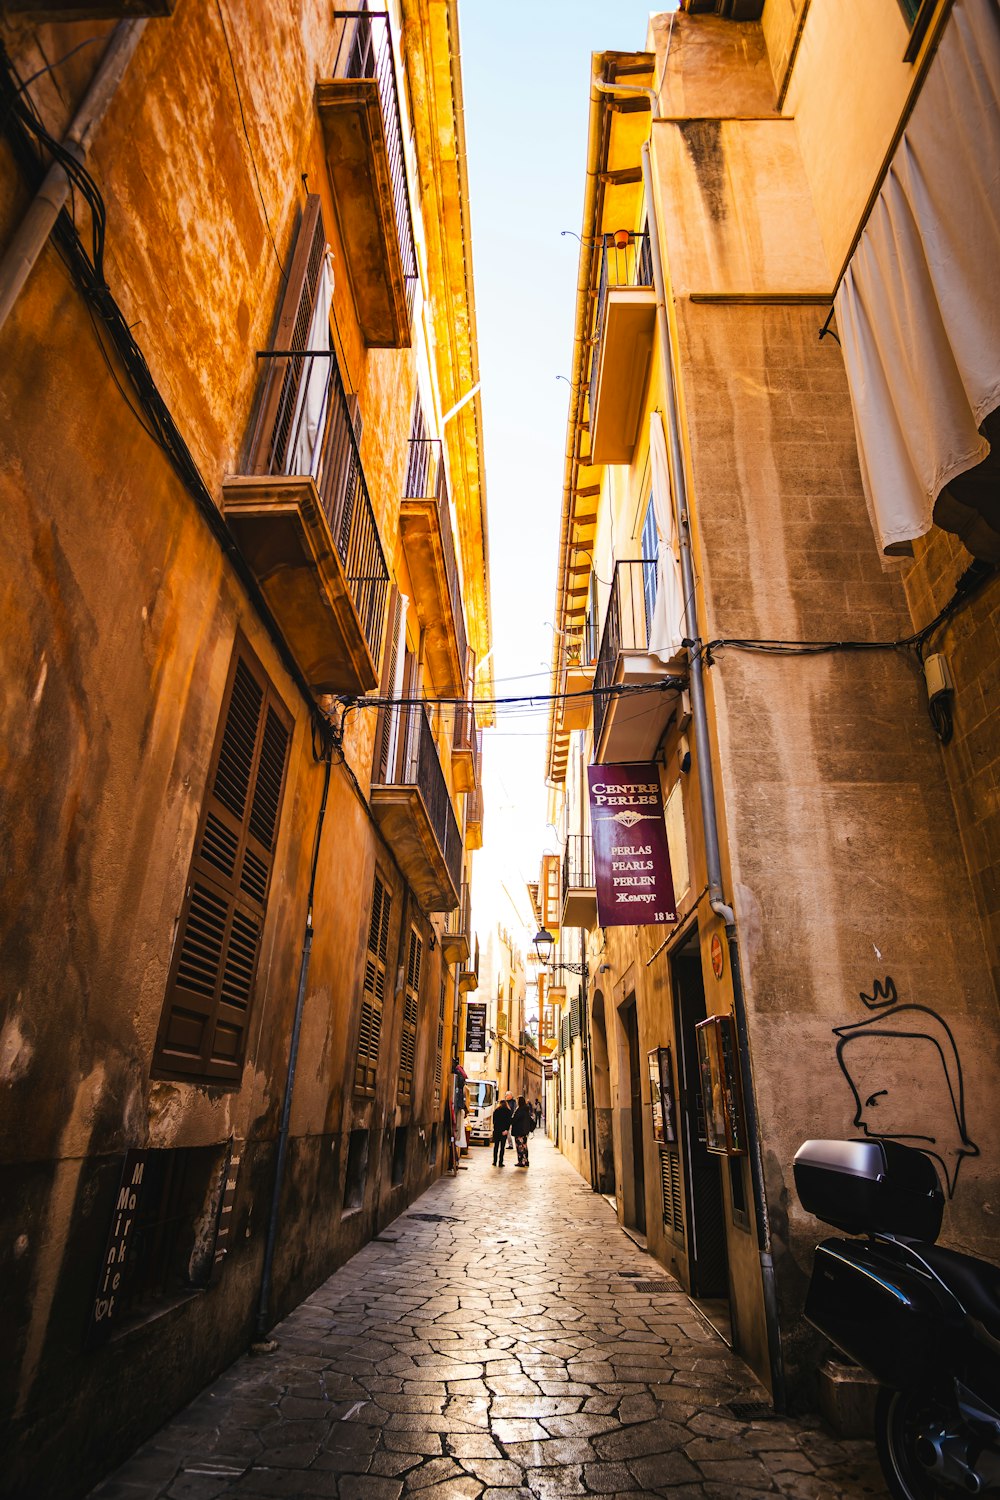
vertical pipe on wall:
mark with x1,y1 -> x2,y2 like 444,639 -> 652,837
0,20 -> 146,332
638,134 -> 787,1412
254,752 -> 332,1345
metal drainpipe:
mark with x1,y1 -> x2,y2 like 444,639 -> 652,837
591,74 -> 786,1409
637,133 -> 787,1413
254,752 -> 332,1346
0,20 -> 146,332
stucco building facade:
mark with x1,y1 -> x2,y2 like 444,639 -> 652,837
544,0 -> 1000,1404
0,3 -> 489,1494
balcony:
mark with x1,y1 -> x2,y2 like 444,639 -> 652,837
317,11 -> 417,347
466,782 -> 484,852
452,702 -> 477,793
588,231 -> 655,465
593,560 -> 682,763
399,438 -> 469,697
370,703 -> 462,912
562,834 -> 597,930
561,616 -> 599,732
458,936 -> 479,994
223,351 -> 389,694
442,881 -> 471,966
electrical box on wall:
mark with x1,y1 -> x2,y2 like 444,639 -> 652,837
924,652 -> 954,703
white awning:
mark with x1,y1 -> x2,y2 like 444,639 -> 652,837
835,0 -> 1000,556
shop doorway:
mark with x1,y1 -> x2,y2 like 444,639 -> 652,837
672,943 -> 730,1317
620,993 -> 646,1235
590,991 -> 615,1194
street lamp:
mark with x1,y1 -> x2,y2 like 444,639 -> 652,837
532,928 -> 588,981
533,927 -> 554,965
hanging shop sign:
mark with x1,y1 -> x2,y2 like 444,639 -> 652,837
465,1001 -> 488,1053
588,762 -> 677,927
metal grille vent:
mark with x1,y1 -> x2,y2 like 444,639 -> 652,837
626,1280 -> 675,1293
406,1213 -> 461,1223
727,1401 -> 775,1421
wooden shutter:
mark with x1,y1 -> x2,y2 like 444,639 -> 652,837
355,873 -> 392,1096
254,195 -> 328,474
397,928 -> 422,1104
433,976 -> 446,1103
374,587 -> 403,784
661,1146 -> 685,1236
154,643 -> 292,1084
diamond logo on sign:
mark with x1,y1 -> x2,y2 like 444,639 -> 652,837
588,763 -> 677,928
607,810 -> 660,828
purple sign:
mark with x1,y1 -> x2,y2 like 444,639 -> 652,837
588,763 -> 677,928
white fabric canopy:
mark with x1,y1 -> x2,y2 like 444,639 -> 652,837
647,411 -> 687,664
288,252 -> 335,476
835,0 -> 1000,556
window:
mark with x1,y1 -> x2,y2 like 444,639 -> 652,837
397,928 -> 422,1103
355,874 -> 392,1095
153,641 -> 291,1084
87,1144 -> 231,1347
641,494 -> 659,639
404,392 -> 428,494
391,1124 -> 409,1186
343,1129 -> 369,1212
895,0 -> 936,60
583,572 -> 600,667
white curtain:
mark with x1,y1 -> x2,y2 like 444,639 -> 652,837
835,0 -> 1000,555
647,411 -> 687,664
288,252 -> 335,476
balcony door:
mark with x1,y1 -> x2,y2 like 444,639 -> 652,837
374,589 -> 415,784
641,495 -> 659,641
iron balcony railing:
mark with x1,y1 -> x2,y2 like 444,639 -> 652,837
588,228 -> 653,426
593,558 -> 657,751
466,779 -> 483,831
562,834 -> 595,907
444,879 -> 471,942
404,436 -> 469,675
249,349 -> 389,666
335,8 -> 418,308
377,702 -> 463,896
453,695 -> 475,761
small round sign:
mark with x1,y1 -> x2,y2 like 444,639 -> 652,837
710,933 -> 725,980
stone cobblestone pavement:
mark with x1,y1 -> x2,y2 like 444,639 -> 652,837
90,1138 -> 887,1499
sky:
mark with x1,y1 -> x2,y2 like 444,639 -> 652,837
458,1 -> 652,950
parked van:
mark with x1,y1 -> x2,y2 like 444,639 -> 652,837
464,1079 -> 499,1144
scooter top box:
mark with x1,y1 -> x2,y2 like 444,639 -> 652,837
793,1139 -> 943,1241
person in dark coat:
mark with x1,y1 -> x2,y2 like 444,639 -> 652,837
491,1095 -> 513,1166
511,1095 -> 535,1168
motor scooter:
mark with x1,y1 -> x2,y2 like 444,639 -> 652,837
793,1139 -> 1000,1498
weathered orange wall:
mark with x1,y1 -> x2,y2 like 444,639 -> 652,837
0,6 -> 467,1494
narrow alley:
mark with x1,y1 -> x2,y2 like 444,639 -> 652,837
91,1142 -> 885,1500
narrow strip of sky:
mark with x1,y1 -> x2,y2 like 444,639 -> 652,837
460,0 -> 646,907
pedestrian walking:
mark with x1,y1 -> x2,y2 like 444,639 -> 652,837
511,1094 -> 535,1168
491,1093 -> 513,1166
